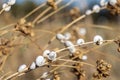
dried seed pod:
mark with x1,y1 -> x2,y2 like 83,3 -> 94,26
47,0 -> 57,10
19,18 -> 26,25
15,21 -> 34,37
107,0 -> 120,15
93,60 -> 112,79
70,7 -> 80,20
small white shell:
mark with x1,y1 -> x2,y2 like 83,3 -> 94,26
64,32 -> 71,40
35,56 -> 46,67
79,28 -> 86,36
30,62 -> 36,70
8,0 -> 16,5
109,0 -> 117,6
56,33 -> 65,40
43,50 -> 50,58
18,64 -> 27,72
68,46 -> 76,54
48,51 -> 57,61
85,10 -> 92,15
93,5 -> 100,13
82,55 -> 87,60
64,41 -> 73,47
2,3 -> 11,12
100,0 -> 108,6
76,39 -> 85,45
93,35 -> 103,45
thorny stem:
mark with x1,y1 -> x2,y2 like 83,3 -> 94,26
37,0 -> 74,24
32,0 -> 62,25
43,7 -> 107,50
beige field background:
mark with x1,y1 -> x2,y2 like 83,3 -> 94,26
0,0 -> 120,80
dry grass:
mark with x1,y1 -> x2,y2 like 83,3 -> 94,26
0,0 -> 120,80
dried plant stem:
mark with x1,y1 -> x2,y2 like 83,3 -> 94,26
0,55 -> 9,71
32,0 -> 62,25
5,68 -> 28,80
0,72 -> 11,80
43,15 -> 85,50
56,40 -> 114,53
0,29 -> 16,37
26,36 -> 43,51
4,53 -> 69,80
0,9 -> 4,15
51,64 -> 76,68
37,0 -> 74,24
0,23 -> 16,31
32,7 -> 52,24
4,39 -> 113,80
46,41 -> 113,77
43,7 -> 107,50
23,3 -> 46,19
57,58 -> 95,67
34,29 -> 56,35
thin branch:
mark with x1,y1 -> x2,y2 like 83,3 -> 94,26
37,0 -> 74,24
32,0 -> 62,25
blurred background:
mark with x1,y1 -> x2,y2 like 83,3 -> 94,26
0,0 -> 120,80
